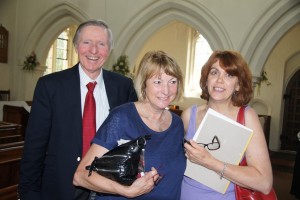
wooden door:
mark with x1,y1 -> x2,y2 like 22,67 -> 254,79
281,69 -> 300,151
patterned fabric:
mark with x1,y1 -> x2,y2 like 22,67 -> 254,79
92,102 -> 186,200
82,82 -> 97,156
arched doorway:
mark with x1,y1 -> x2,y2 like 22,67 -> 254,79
281,68 -> 300,151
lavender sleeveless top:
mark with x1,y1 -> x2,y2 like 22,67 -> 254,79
180,105 -> 236,200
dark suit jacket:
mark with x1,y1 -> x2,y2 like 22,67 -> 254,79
18,64 -> 138,200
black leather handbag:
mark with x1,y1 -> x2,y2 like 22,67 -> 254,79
86,135 -> 151,186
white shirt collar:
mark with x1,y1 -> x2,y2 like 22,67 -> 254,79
78,63 -> 103,88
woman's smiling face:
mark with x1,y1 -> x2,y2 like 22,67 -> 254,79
207,60 -> 240,103
144,72 -> 178,110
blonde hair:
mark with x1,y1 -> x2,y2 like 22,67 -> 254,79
134,50 -> 184,101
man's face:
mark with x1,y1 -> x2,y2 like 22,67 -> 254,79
75,25 -> 110,79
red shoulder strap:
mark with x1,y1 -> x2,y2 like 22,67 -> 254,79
237,106 -> 245,125
237,106 -> 247,166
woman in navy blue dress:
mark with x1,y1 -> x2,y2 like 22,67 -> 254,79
73,50 -> 186,200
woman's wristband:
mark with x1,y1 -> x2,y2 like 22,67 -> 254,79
219,162 -> 228,179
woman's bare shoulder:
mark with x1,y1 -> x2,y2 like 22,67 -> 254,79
244,106 -> 259,119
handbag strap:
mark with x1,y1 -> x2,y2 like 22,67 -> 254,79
235,106 -> 278,199
237,106 -> 245,125
237,106 -> 247,166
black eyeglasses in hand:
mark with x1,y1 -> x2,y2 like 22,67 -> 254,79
184,135 -> 220,150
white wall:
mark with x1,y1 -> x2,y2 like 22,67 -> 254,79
255,23 -> 300,150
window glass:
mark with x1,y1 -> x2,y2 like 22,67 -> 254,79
45,25 -> 77,75
185,33 -> 212,97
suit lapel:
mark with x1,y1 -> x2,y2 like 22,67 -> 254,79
103,69 -> 116,110
63,64 -> 83,151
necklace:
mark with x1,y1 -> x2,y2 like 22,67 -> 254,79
139,102 -> 167,131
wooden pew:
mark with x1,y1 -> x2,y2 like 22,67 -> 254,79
0,121 -> 22,144
0,90 -> 10,101
3,105 -> 30,140
0,141 -> 24,200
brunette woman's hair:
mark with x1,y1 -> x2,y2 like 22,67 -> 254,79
200,50 -> 253,106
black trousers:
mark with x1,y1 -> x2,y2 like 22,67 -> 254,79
74,187 -> 91,200
291,142 -> 300,199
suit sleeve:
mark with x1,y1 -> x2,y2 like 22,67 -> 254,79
127,78 -> 138,102
18,78 -> 52,200
104,70 -> 138,109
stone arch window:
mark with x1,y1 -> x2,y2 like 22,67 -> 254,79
45,25 -> 78,75
185,30 -> 212,98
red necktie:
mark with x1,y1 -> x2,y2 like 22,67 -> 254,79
82,82 -> 97,157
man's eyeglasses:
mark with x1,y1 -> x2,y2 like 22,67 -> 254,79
184,135 -> 220,150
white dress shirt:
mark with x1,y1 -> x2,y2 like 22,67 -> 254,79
79,65 -> 110,131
